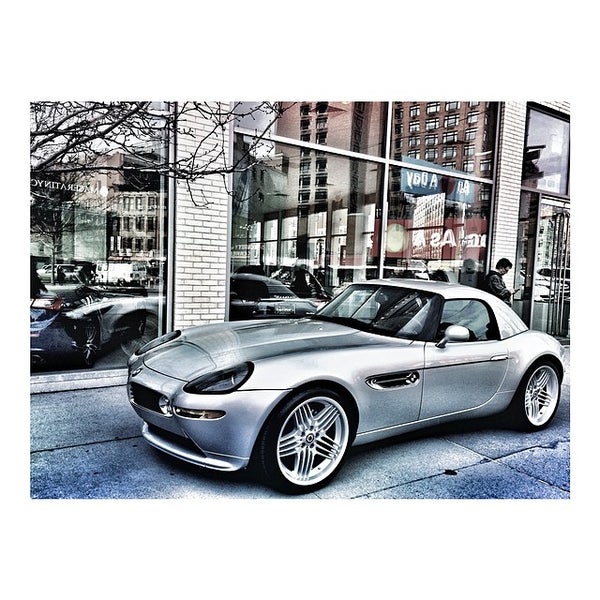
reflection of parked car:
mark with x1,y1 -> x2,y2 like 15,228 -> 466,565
384,259 -> 429,280
127,279 -> 565,494
230,273 -> 328,320
37,264 -> 80,284
271,266 -> 332,301
31,284 -> 156,368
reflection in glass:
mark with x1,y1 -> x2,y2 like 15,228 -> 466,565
384,168 -> 491,287
514,192 -> 570,338
30,105 -> 169,372
390,101 -> 497,177
522,108 -> 570,195
232,135 -> 383,296
249,101 -> 388,157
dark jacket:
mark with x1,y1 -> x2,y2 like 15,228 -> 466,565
484,270 -> 512,305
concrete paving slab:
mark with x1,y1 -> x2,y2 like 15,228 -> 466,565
363,459 -> 570,499
314,437 -> 484,499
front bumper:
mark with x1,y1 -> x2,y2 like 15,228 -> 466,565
127,372 -> 290,472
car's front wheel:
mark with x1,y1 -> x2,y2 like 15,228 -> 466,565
508,361 -> 561,431
254,388 -> 355,494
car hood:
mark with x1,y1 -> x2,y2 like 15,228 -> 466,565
142,318 -> 379,380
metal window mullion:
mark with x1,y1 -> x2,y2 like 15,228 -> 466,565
379,102 -> 393,279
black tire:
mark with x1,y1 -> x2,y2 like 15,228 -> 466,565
120,313 -> 157,358
507,361 -> 561,431
127,311 -> 147,339
253,387 -> 355,494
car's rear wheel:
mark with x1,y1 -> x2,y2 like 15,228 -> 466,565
254,388 -> 354,494
508,361 -> 561,431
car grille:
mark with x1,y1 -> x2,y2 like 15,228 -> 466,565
128,382 -> 165,414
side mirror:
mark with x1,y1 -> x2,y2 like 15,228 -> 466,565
436,324 -> 471,348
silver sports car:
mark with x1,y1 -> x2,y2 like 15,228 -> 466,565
127,279 -> 565,494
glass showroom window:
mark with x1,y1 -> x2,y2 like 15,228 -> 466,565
384,167 -> 491,287
389,102 -> 497,176
232,135 -> 383,296
522,106 -> 570,195
273,102 -> 388,157
31,102 -> 169,373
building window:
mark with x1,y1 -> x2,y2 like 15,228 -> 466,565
522,106 -> 570,195
463,160 -> 474,173
409,121 -> 420,133
316,116 -> 327,130
446,101 -> 460,111
465,128 -> 478,141
425,134 -> 437,146
467,112 -> 479,124
409,136 -> 420,148
424,148 -> 438,161
316,132 -> 327,144
316,173 -> 328,187
426,102 -> 441,114
410,105 -> 420,118
425,118 -> 439,131
444,114 -> 460,127
443,131 -> 458,144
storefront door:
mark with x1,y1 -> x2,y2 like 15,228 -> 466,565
515,193 -> 570,338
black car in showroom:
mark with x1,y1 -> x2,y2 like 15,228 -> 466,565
229,273 -> 329,320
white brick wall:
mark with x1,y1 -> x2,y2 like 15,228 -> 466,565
173,102 -> 230,329
491,102 -> 527,272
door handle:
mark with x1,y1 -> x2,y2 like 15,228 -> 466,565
490,354 -> 508,361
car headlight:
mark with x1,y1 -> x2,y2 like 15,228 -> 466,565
183,363 -> 254,394
135,330 -> 181,355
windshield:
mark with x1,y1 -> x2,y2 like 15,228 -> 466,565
313,284 -> 441,340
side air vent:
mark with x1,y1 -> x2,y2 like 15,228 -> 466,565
365,371 -> 420,390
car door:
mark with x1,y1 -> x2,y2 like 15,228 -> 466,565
356,339 -> 427,433
420,298 -> 509,420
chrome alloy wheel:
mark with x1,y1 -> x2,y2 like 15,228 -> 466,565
276,396 -> 350,487
74,320 -> 100,367
524,364 -> 560,427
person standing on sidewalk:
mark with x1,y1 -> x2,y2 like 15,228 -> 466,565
484,258 -> 517,306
